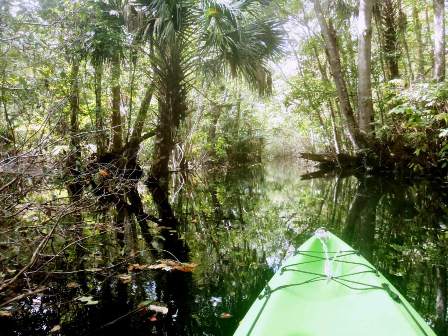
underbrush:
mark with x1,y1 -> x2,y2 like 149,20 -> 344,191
375,81 -> 448,174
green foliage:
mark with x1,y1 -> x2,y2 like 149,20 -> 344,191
175,78 -> 272,167
84,0 -> 126,65
285,71 -> 339,152
375,81 -> 448,171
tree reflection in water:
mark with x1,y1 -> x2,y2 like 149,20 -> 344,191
2,162 -> 447,335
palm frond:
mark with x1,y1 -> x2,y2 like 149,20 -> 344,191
130,0 -> 284,97
199,0 -> 284,94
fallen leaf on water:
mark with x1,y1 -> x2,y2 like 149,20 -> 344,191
149,304 -> 169,315
50,325 -> 61,333
76,296 -> 99,305
138,301 -> 168,315
118,274 -> 132,284
66,282 -> 80,289
127,263 -> 148,272
220,312 -> 232,319
85,300 -> 99,306
147,259 -> 198,273
128,260 -> 197,273
0,310 -> 12,317
77,296 -> 92,302
98,169 -> 110,177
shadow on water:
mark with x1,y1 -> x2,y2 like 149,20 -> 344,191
1,161 -> 448,335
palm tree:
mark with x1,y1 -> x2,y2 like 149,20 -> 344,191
134,0 -> 283,222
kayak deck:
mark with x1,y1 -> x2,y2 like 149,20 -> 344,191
233,230 -> 435,336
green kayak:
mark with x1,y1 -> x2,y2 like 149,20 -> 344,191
234,229 -> 436,336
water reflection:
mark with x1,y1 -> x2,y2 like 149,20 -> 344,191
2,162 -> 447,335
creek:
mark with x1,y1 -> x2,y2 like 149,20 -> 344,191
2,161 -> 447,335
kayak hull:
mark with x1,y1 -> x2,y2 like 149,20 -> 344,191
233,230 -> 435,336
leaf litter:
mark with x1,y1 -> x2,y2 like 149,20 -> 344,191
128,259 -> 197,273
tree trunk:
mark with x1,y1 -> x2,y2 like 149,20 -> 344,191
374,10 -> 388,81
329,102 -> 341,154
235,94 -> 242,137
313,0 -> 365,150
426,5 -> 435,71
299,63 -> 333,147
358,0 -> 374,136
399,10 -> 414,82
343,177 -> 381,258
151,99 -> 182,192
126,52 -> 138,144
435,266 -> 447,335
433,0 -> 446,82
69,61 -> 80,149
385,17 -> 400,78
208,105 -> 223,156
151,45 -> 186,186
124,85 -> 154,164
126,187 -> 154,245
149,47 -> 186,227
413,6 -> 425,79
343,29 -> 358,113
375,0 -> 401,80
312,46 -> 343,153
149,100 -> 176,225
67,59 -> 82,198
111,53 -> 123,153
129,85 -> 154,145
94,62 -> 105,156
1,69 -> 15,146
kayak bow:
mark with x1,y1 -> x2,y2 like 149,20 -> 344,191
233,229 -> 436,336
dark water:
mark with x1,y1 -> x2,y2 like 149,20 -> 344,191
1,161 -> 448,335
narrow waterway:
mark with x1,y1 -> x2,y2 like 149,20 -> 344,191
2,161 -> 447,335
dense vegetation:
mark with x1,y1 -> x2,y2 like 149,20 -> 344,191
284,0 -> 448,175
1,0 -> 448,335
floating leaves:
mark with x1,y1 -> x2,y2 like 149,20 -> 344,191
0,310 -> 12,318
66,281 -> 80,289
138,301 -> 169,323
138,301 -> 169,315
76,296 -> 99,305
98,168 -> 110,177
220,312 -> 232,319
148,260 -> 197,272
128,259 -> 197,273
118,274 -> 132,284
127,263 -> 148,272
50,325 -> 61,333
148,304 -> 169,315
